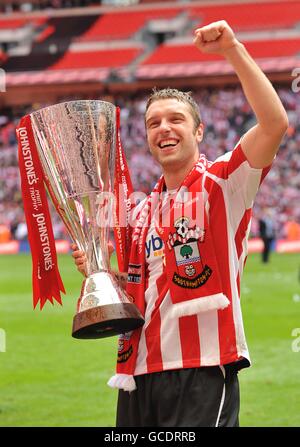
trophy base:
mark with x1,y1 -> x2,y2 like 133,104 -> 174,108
72,302 -> 144,339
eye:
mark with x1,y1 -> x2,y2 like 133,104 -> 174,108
171,117 -> 184,124
147,121 -> 159,129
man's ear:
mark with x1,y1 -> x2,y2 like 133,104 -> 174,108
196,123 -> 204,143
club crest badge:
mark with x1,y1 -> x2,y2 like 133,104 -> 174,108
174,241 -> 200,266
168,217 -> 212,289
117,331 -> 133,363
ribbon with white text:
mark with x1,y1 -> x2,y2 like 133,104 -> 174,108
17,115 -> 65,309
113,107 -> 134,273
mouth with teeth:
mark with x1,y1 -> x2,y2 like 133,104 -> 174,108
158,138 -> 179,150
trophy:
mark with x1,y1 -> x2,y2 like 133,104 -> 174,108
29,100 -> 144,339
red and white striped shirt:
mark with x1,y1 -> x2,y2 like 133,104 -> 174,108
134,143 -> 269,375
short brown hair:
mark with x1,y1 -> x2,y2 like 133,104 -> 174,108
145,87 -> 202,130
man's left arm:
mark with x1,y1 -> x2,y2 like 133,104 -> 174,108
194,21 -> 289,169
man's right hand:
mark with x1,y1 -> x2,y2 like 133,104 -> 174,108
71,242 -> 115,278
71,244 -> 87,277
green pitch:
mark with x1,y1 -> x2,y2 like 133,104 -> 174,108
0,252 -> 299,427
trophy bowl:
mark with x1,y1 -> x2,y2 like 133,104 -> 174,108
29,100 -> 144,339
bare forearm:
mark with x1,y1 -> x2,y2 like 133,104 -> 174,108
223,42 -> 288,132
194,20 -> 289,167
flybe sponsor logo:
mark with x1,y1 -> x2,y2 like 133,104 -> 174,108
145,234 -> 164,258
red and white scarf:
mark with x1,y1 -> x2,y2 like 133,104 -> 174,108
109,156 -> 230,392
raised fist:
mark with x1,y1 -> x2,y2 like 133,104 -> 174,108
193,20 -> 239,55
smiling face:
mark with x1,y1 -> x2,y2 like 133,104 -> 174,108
145,98 -> 204,173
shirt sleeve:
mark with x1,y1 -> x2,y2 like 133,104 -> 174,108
207,142 -> 272,209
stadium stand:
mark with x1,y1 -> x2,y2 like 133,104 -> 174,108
1,15 -> 101,72
190,1 -> 300,30
141,38 -> 300,66
0,17 -> 47,28
75,7 -> 184,41
136,34 -> 300,79
0,0 -> 299,87
4,46 -> 144,71
0,0 -> 101,13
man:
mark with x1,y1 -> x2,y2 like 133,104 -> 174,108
72,21 -> 288,427
259,209 -> 276,263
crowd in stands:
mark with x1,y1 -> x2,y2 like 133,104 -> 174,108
0,84 -> 299,244
1,0 -> 101,13
0,0 -> 143,13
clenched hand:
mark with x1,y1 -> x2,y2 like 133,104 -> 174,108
194,20 -> 239,55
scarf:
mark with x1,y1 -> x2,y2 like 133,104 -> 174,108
109,156 -> 230,392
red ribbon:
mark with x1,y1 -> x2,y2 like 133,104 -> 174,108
16,115 -> 65,309
113,107 -> 134,273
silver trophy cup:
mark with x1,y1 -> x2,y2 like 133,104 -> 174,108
30,100 -> 144,339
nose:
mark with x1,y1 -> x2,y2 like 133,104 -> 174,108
159,118 -> 171,133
